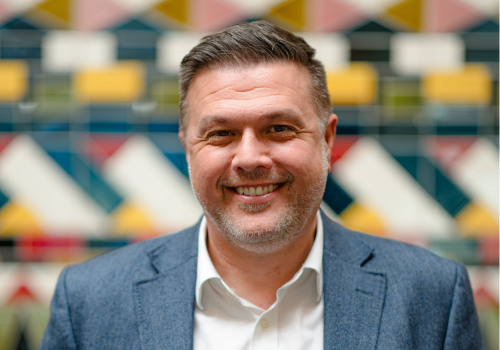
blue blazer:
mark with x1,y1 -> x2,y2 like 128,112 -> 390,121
40,212 -> 484,349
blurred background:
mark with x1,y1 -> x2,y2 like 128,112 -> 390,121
0,0 -> 497,348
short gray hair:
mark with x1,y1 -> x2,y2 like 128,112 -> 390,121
178,20 -> 332,132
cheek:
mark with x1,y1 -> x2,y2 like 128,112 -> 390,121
190,148 -> 232,184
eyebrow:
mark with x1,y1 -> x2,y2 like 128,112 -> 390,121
196,109 -> 306,134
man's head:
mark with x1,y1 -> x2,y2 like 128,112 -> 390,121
179,21 -> 337,254
179,20 -> 332,133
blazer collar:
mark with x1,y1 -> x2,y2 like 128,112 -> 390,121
321,210 -> 387,350
133,220 -> 201,350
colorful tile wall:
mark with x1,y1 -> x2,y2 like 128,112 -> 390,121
0,0 -> 497,349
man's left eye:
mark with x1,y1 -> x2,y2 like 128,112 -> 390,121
213,131 -> 230,137
270,125 -> 290,132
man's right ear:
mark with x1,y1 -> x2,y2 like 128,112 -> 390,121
179,130 -> 187,150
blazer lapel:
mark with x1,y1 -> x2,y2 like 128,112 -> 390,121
133,224 -> 199,350
322,212 -> 387,350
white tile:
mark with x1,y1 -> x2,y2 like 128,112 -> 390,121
450,138 -> 499,216
102,135 -> 203,232
296,33 -> 350,70
224,0 -> 286,17
332,137 -> 457,238
391,34 -> 464,76
42,31 -> 116,73
457,0 -> 498,16
0,135 -> 109,236
157,32 -> 207,74
108,0 -> 163,14
346,0 -> 402,15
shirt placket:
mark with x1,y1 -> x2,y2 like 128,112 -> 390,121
251,306 -> 278,350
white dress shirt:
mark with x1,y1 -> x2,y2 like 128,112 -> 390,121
193,211 -> 324,350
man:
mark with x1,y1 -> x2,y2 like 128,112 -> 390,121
40,21 -> 483,349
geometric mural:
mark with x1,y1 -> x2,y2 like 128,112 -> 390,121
0,0 -> 497,348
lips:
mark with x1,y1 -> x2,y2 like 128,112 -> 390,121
234,184 -> 280,196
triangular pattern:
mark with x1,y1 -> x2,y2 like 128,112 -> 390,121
8,285 -> 38,305
0,201 -> 43,236
457,0 -> 499,17
27,0 -> 70,28
346,0 -> 403,16
74,0 -> 130,31
111,201 -> 155,236
267,0 -> 306,31
192,0 -> 248,31
84,135 -> 130,168
330,136 -> 359,164
154,0 -> 189,26
309,0 -> 365,32
349,19 -> 396,32
385,0 -> 422,31
455,202 -> 499,237
426,137 -> 476,172
425,0 -> 484,32
0,134 -> 15,154
339,202 -> 386,236
0,3 -> 12,24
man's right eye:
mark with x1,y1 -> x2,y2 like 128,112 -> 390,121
214,131 -> 230,137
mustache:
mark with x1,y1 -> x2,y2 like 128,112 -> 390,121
217,168 -> 294,188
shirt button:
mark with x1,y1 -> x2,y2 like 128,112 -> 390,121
260,317 -> 269,329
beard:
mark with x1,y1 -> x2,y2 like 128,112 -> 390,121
189,145 -> 330,253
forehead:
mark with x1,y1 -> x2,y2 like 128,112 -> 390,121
184,62 -> 316,125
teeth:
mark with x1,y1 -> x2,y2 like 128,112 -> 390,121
236,184 -> 279,196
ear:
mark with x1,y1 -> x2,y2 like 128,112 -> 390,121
324,114 -> 338,173
178,130 -> 189,163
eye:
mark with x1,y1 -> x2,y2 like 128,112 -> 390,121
210,130 -> 231,137
270,125 -> 291,132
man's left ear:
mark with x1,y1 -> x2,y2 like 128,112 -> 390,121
324,114 -> 338,172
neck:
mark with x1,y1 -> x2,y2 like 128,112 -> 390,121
205,214 -> 317,310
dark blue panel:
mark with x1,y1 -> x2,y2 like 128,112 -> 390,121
112,18 -> 161,32
466,20 -> 499,33
164,153 -> 189,179
465,49 -> 499,62
0,18 -> 41,30
0,30 -> 43,59
88,239 -> 130,248
347,20 -> 395,33
0,123 -> 14,132
393,155 -> 470,216
47,152 -> 123,212
351,49 -> 390,62
0,187 -> 9,208
148,122 -> 180,133
148,132 -> 185,153
323,175 -> 353,214
118,48 -> 156,60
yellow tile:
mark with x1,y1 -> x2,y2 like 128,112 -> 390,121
112,201 -> 155,237
0,61 -> 28,102
326,63 -> 378,105
155,0 -> 189,26
456,202 -> 498,238
339,202 -> 386,237
385,0 -> 422,31
266,0 -> 306,31
74,62 -> 145,103
422,64 -> 492,105
0,201 -> 43,236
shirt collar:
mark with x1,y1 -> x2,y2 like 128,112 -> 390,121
195,211 -> 324,310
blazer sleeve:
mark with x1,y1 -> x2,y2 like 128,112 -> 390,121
443,263 -> 484,350
38,267 -> 78,350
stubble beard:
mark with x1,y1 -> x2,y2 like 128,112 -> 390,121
189,146 -> 330,253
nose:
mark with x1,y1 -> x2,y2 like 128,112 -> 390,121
232,129 -> 272,173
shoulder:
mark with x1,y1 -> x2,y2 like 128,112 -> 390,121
321,213 -> 462,288
62,221 -> 200,289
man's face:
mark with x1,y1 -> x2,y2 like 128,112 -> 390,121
181,62 -> 337,253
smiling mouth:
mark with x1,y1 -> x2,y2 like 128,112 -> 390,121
232,184 -> 282,196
